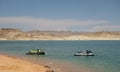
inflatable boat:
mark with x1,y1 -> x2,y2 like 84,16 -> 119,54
26,49 -> 47,55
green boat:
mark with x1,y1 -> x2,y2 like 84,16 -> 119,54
26,49 -> 47,55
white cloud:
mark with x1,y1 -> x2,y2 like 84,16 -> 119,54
87,25 -> 120,32
0,16 -> 109,31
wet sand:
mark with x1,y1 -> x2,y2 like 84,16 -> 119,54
0,54 -> 54,72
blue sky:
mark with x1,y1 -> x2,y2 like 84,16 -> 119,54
0,0 -> 120,31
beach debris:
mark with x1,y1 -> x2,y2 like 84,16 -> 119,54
44,65 -> 55,72
44,65 -> 51,68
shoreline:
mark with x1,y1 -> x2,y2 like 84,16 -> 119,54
0,40 -> 119,72
0,54 -> 94,72
0,54 -> 54,72
0,39 -> 120,41
0,28 -> 120,40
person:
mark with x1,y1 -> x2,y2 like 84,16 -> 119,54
37,49 -> 40,53
86,50 -> 89,55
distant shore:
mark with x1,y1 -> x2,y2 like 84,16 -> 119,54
0,28 -> 120,40
0,35 -> 120,40
0,54 -> 54,72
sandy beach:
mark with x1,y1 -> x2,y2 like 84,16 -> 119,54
0,54 -> 94,72
0,54 -> 54,72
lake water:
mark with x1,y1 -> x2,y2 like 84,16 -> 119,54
0,40 -> 120,72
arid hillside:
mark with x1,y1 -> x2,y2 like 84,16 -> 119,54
0,28 -> 120,40
0,28 -> 31,40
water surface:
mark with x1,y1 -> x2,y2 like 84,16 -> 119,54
0,40 -> 120,72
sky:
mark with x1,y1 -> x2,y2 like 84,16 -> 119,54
0,0 -> 120,31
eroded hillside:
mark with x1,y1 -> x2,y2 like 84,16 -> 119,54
0,28 -> 120,40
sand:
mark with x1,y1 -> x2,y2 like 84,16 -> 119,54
0,54 -> 94,72
0,54 -> 54,72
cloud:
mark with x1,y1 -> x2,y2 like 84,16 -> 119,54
86,25 -> 120,32
0,16 -> 109,31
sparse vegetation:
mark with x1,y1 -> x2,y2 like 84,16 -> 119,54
0,28 -> 120,40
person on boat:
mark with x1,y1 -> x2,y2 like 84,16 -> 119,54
86,50 -> 89,55
37,49 -> 41,53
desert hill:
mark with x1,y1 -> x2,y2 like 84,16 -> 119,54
0,28 -> 120,40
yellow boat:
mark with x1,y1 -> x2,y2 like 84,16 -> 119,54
26,49 -> 47,55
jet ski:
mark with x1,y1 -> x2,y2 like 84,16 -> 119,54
74,50 -> 95,56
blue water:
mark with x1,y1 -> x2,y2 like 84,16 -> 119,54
0,40 -> 120,72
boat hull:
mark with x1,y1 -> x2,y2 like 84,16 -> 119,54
74,53 -> 95,56
26,52 -> 47,55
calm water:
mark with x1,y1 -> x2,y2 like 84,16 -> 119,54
0,40 -> 120,72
